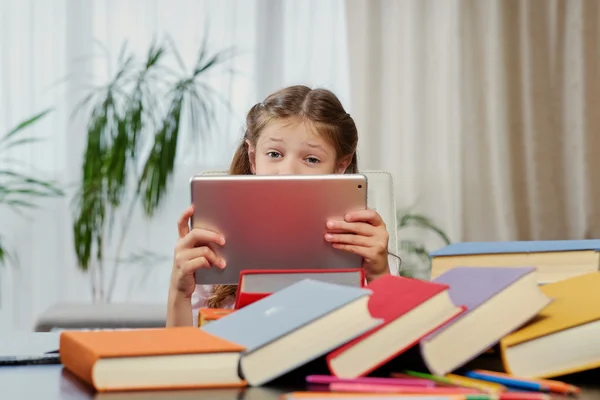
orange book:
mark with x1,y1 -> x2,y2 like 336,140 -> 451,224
59,327 -> 246,392
198,308 -> 234,327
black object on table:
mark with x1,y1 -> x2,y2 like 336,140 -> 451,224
0,352 -> 60,366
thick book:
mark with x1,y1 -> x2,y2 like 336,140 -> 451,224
417,266 -> 552,375
202,278 -> 382,386
325,275 -> 465,378
234,268 -> 365,309
500,272 -> 600,378
430,239 -> 600,284
59,327 -> 246,392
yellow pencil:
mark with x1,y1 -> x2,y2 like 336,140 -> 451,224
445,374 -> 507,394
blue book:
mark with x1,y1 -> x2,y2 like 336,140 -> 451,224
202,278 -> 382,386
429,239 -> 600,284
430,239 -> 600,257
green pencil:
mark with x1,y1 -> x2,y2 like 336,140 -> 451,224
401,370 -> 455,385
400,371 -> 497,400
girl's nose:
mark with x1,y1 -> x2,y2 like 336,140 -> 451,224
277,161 -> 299,175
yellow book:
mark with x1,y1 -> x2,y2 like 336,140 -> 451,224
499,272 -> 600,378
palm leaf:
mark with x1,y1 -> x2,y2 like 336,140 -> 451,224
398,212 -> 452,245
71,34 -> 236,302
113,249 -> 171,265
0,109 -> 53,143
0,235 -> 7,265
2,137 -> 44,150
399,239 -> 431,261
396,210 -> 452,279
135,39 -> 233,216
0,109 -> 63,267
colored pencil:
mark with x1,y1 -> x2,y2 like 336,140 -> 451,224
282,393 -> 474,399
445,374 -> 507,394
497,393 -> 550,400
398,371 -> 505,394
399,371 -> 457,386
390,373 -> 449,385
329,382 -> 482,395
306,375 -> 435,387
464,371 -> 544,392
470,370 -> 580,395
282,391 -> 550,400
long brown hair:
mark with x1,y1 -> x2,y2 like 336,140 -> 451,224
206,85 -> 359,308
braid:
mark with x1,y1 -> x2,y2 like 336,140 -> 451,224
207,284 -> 238,308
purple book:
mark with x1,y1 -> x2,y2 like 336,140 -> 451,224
433,266 -> 537,320
416,266 -> 552,375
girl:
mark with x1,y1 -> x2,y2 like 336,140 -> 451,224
167,85 -> 391,327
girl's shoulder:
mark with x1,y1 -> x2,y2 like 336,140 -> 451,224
191,284 -> 213,302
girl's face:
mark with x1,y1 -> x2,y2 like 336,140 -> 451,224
247,118 -> 351,175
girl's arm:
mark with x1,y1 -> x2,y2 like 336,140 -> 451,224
166,285 -> 212,327
166,292 -> 193,327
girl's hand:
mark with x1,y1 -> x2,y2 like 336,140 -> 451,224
169,205 -> 226,299
324,209 -> 390,282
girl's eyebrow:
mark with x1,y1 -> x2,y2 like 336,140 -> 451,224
264,137 -> 283,143
304,142 -> 326,150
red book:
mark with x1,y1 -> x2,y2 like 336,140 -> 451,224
326,275 -> 466,378
234,268 -> 365,309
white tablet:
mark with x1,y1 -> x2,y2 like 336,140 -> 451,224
190,174 -> 368,285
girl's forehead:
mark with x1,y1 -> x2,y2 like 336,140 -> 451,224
259,118 -> 324,141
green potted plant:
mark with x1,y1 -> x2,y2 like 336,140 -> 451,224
396,210 -> 451,279
0,110 -> 64,266
72,38 -> 235,302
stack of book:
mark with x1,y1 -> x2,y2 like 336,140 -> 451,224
430,239 -> 600,284
56,239 -> 600,397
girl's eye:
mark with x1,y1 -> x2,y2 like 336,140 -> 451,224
306,157 -> 320,164
267,151 -> 281,158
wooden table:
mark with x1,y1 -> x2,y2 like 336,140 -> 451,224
1,363 -> 599,400
1,333 -> 598,399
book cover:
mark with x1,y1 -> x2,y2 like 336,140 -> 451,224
430,239 -> 600,257
426,266 -> 539,336
326,275 -> 465,377
203,278 -> 375,353
198,308 -> 234,327
501,272 -> 600,346
499,272 -> 600,377
234,268 -> 365,309
59,327 -> 246,391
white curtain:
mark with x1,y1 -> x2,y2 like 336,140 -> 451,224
0,0 -> 349,331
346,0 -> 600,262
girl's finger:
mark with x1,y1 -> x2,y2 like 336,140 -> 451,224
178,247 -> 225,272
344,209 -> 384,226
331,243 -> 371,260
324,233 -> 372,247
179,228 -> 225,249
177,205 -> 195,238
326,220 -> 375,237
